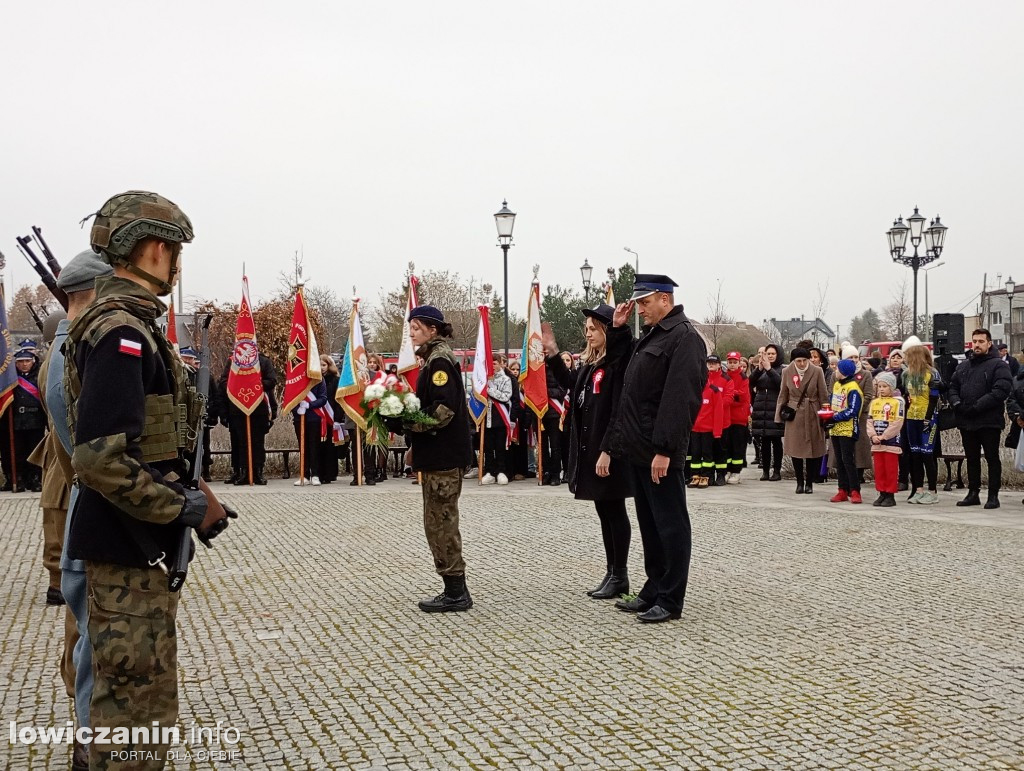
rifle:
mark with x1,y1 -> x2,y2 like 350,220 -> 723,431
169,314 -> 213,592
31,226 -> 62,279
16,234 -> 68,311
25,303 -> 44,333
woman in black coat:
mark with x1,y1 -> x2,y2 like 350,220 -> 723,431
749,343 -> 785,481
1006,370 -> 1024,506
546,303 -> 633,600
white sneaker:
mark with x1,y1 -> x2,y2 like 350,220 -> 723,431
310,476 -> 321,486
480,473 -> 496,486
464,469 -> 478,479
293,479 -> 306,486
727,473 -> 741,485
496,473 -> 509,485
918,491 -> 938,505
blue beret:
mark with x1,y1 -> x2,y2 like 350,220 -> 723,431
408,305 -> 445,325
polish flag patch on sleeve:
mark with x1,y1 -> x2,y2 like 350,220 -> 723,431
118,338 -> 143,357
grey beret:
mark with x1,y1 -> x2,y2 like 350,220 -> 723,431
56,249 -> 114,294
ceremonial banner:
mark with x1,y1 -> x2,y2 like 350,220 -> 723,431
281,286 -> 323,413
468,305 -> 494,426
519,280 -> 548,419
166,299 -> 179,351
337,300 -> 368,429
396,274 -> 420,390
226,276 -> 265,415
0,287 -> 18,418
605,283 -> 615,305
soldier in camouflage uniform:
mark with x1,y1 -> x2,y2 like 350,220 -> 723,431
65,191 -> 234,770
405,305 -> 474,612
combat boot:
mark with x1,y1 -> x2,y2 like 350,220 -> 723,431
254,469 -> 268,486
984,491 -> 1000,510
956,490 -> 981,507
591,567 -> 628,600
418,575 -> 473,613
223,469 -> 238,485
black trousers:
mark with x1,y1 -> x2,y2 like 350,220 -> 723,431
629,464 -> 692,615
689,432 -> 714,471
760,436 -> 782,474
725,425 -> 748,472
833,436 -> 860,492
484,424 -> 507,477
791,456 -> 823,485
294,420 -> 321,479
13,426 -> 44,487
594,498 -> 631,571
541,414 -> 562,480
910,452 -> 938,492
960,427 -> 1002,494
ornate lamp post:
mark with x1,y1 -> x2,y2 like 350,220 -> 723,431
580,259 -> 593,303
494,200 -> 516,355
1006,276 -> 1016,352
887,208 -> 947,335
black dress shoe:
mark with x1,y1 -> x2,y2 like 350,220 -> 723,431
803,482 -> 813,494
795,483 -> 805,494
956,490 -> 981,507
223,472 -> 238,485
769,471 -> 782,482
591,570 -> 629,600
637,605 -> 681,623
614,596 -> 651,613
46,588 -> 65,606
759,472 -> 770,481
254,474 -> 268,486
586,571 -> 612,597
550,477 -> 561,487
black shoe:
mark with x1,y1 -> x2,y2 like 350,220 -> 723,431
714,471 -> 728,486
878,493 -> 896,507
550,477 -> 561,487
419,576 -> 473,613
586,570 -> 612,597
898,481 -> 909,492
796,483 -> 805,495
637,605 -> 681,623
984,494 -> 1000,510
759,472 -> 770,481
769,471 -> 782,482
364,477 -> 376,486
956,490 -> 981,507
614,596 -> 651,613
46,588 -> 65,606
803,482 -> 814,494
234,477 -> 248,485
591,569 -> 629,600
541,474 -> 552,486
872,493 -> 885,507
223,472 -> 238,485
254,473 -> 268,486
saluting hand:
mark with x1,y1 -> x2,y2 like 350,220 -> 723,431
612,301 -> 634,328
541,322 -> 558,356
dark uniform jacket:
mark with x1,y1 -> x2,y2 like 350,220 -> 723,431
548,329 -> 633,501
607,306 -> 707,468
67,277 -> 190,568
749,362 -> 784,438
948,349 -> 1013,431
408,338 -> 473,472
1006,371 -> 1024,449
13,358 -> 46,431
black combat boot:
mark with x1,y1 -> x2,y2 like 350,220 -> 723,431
586,566 -> 612,597
254,469 -> 268,486
418,575 -> 473,613
984,491 -> 1000,510
872,493 -> 885,506
714,470 -> 728,486
956,490 -> 981,507
591,567 -> 629,600
878,493 -> 896,507
223,469 -> 238,485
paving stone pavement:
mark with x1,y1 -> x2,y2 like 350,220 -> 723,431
2,474 -> 1023,770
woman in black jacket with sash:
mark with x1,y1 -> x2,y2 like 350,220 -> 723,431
546,303 -> 633,600
749,343 -> 785,480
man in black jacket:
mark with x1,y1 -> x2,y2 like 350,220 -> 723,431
606,274 -> 707,623
948,328 -> 1013,508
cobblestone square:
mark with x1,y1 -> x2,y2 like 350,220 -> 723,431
2,479 -> 1022,769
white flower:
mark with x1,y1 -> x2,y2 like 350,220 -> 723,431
379,394 -> 404,417
402,393 -> 421,413
365,384 -> 386,400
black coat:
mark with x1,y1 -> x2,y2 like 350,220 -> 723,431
749,363 -> 784,438
607,306 -> 707,468
1005,371 -> 1024,449
12,359 -> 46,431
408,339 -> 473,472
548,332 -> 633,501
948,349 -> 1013,431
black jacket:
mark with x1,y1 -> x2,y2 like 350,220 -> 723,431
548,330 -> 633,501
948,349 -> 1013,431
749,363 -> 784,438
12,358 -> 46,431
408,339 -> 473,472
607,306 -> 707,468
1005,371 -> 1024,449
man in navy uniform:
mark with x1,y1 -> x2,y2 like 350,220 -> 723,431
606,274 -> 706,623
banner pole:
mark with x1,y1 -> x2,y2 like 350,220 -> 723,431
355,426 -> 363,485
246,414 -> 254,486
299,417 -> 306,484
478,418 -> 486,483
536,417 -> 544,486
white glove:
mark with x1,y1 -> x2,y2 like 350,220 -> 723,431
297,402 -> 308,415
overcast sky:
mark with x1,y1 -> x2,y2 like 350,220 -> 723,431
2,1 -> 1021,341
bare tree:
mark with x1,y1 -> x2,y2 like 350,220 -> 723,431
703,279 -> 735,350
811,280 -> 829,323
881,279 -> 913,341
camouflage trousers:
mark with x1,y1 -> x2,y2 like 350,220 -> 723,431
86,562 -> 180,771
421,469 -> 466,576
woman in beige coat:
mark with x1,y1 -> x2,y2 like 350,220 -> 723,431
775,347 -> 829,494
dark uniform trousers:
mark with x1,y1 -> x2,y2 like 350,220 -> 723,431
629,464 -> 692,615
421,469 -> 466,576
86,561 -> 179,771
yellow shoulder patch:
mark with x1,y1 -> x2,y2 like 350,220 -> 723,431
432,370 -> 449,386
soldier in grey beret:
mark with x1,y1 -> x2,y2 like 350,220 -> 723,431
55,249 -> 114,294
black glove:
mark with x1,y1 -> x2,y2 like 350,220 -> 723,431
177,488 -> 208,528
198,503 -> 238,548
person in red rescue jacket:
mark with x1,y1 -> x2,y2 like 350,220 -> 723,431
688,355 -> 735,488
723,351 -> 751,484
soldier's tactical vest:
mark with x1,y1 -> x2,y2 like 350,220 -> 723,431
829,379 -> 863,438
64,293 -> 204,466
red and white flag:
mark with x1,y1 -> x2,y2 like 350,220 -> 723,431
396,274 -> 420,390
282,286 -> 323,414
166,299 -> 179,351
226,276 -> 265,415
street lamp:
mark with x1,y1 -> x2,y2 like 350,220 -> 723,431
494,199 -> 516,355
1006,276 -> 1016,352
887,207 -> 947,335
580,259 -> 593,302
922,261 -> 945,339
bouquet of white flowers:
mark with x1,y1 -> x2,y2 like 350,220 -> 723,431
358,378 -> 437,449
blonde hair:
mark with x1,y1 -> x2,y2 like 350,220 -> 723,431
903,345 -> 934,393
579,318 -> 607,365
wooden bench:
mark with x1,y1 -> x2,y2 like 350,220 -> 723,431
939,453 -> 965,491
209,448 -> 301,479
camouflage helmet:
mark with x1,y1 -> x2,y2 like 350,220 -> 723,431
89,190 -> 193,261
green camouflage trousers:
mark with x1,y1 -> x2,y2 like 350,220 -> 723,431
86,562 -> 180,771
421,468 -> 466,576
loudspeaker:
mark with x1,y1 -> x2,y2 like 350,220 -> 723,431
932,313 -> 964,357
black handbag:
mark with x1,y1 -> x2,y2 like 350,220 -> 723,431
936,404 -> 957,431
780,375 -> 813,422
